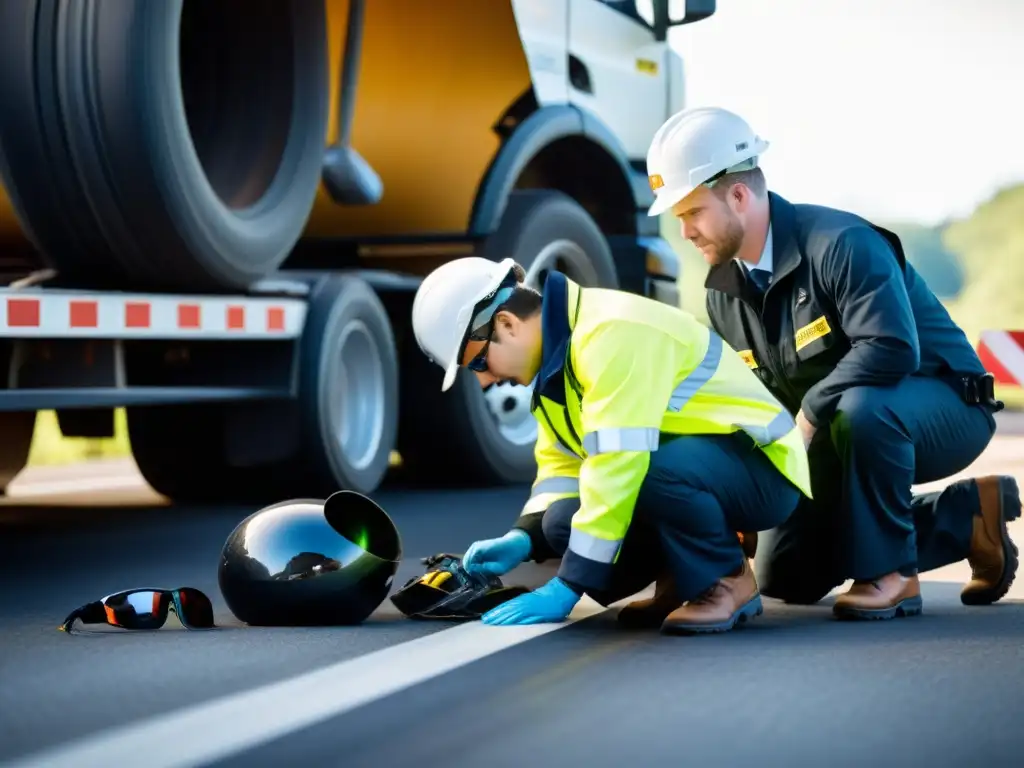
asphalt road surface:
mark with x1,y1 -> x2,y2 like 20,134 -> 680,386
2,422 -> 1024,768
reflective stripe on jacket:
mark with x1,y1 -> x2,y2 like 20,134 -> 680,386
521,420 -> 581,517
518,271 -> 812,591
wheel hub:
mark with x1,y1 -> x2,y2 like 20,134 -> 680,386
332,320 -> 386,472
483,379 -> 536,446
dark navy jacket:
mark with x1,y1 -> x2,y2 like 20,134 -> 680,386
704,192 -> 986,428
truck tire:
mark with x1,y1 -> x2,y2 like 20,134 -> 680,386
0,0 -> 328,293
0,411 -> 36,495
396,190 -> 619,487
127,403 -> 242,504
128,276 -> 399,502
289,274 -> 400,497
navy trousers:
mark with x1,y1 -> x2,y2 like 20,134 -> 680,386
756,376 -> 998,603
541,431 -> 801,604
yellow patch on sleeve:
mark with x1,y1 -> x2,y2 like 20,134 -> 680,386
794,316 -> 832,352
737,349 -> 758,369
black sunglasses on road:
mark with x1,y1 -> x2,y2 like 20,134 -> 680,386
59,587 -> 215,633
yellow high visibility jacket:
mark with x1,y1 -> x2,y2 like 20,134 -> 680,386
513,272 -> 812,591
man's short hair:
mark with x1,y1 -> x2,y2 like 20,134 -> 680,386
709,166 -> 767,200
499,263 -> 543,320
468,263 -> 542,340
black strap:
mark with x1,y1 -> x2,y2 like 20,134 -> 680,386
564,288 -> 584,398
943,372 -> 1004,411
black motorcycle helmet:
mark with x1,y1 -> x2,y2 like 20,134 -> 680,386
218,490 -> 402,626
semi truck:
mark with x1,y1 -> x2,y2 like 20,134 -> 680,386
0,0 -> 715,502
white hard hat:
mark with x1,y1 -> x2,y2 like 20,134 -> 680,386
412,256 -> 519,391
646,106 -> 769,217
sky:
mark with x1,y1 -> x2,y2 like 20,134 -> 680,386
668,0 -> 1024,225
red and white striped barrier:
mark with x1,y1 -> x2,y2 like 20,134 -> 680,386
0,289 -> 307,339
977,330 -> 1024,387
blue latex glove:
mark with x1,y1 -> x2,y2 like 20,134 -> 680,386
481,577 -> 581,625
462,529 -> 532,578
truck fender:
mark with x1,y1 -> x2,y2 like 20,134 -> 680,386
469,104 -> 652,236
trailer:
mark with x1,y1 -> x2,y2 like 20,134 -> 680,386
0,0 -> 715,502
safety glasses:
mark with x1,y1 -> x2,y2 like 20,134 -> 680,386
59,587 -> 215,633
465,317 -> 495,373
460,269 -> 518,374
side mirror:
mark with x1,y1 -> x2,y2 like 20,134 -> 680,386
650,0 -> 716,41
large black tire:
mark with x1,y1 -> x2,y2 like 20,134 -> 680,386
128,403 -> 244,504
0,0 -> 329,293
128,276 -> 399,502
396,190 -> 619,487
0,411 -> 36,495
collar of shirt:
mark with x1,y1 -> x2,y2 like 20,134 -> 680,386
737,224 -> 773,276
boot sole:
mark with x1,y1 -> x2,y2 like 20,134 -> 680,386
660,594 -> 763,635
962,476 -> 1021,606
833,594 -> 923,621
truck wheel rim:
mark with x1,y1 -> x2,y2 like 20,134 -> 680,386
483,380 -> 537,445
334,320 -> 386,471
483,239 -> 597,446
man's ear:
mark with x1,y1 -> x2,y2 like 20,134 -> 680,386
729,182 -> 752,212
494,309 -> 517,336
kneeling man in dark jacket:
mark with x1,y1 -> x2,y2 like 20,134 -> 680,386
645,106 -> 1018,620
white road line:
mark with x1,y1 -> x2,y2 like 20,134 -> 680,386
6,591 -> 642,768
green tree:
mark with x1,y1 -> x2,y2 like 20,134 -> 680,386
882,222 -> 964,301
941,184 -> 1024,344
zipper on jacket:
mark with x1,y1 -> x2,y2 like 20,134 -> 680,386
751,292 -> 800,410
538,399 -> 581,458
562,406 -> 581,447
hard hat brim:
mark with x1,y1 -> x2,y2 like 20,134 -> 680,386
440,304 -> 469,391
441,355 -> 460,392
648,188 -> 690,217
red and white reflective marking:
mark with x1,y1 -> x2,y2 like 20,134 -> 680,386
0,289 -> 307,339
977,330 -> 1024,387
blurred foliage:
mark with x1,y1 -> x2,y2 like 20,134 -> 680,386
941,184 -> 1024,347
884,222 -> 964,300
28,408 -> 132,466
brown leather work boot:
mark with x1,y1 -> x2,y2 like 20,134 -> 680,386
617,572 -> 679,628
661,559 -> 763,635
832,572 -> 922,620
961,475 -> 1021,606
738,531 -> 758,560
